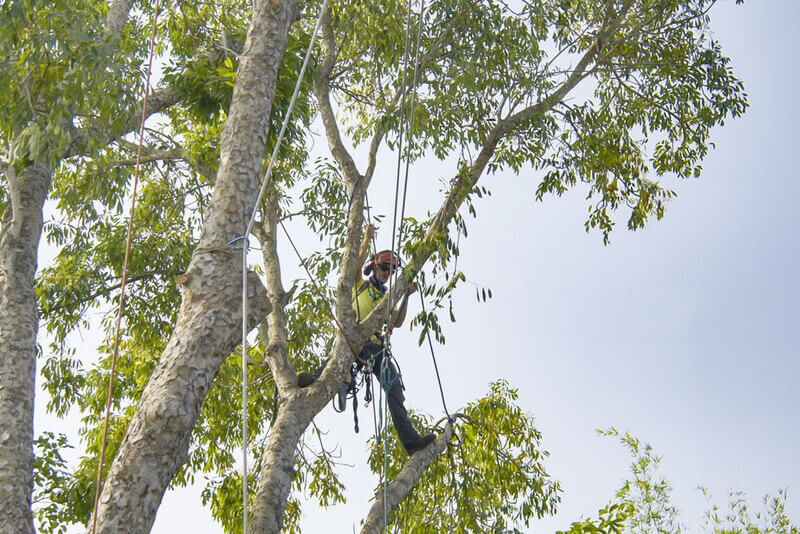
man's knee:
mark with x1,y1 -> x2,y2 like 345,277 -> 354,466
387,379 -> 405,404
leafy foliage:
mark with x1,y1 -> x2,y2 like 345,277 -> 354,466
0,0 -> 143,166
4,0 -> 754,530
368,380 -> 562,532
32,432 -> 73,534
326,0 -> 747,244
599,427 -> 683,533
556,503 -> 633,534
588,429 -> 799,534
701,487 -> 799,534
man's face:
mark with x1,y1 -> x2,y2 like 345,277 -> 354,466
376,262 -> 394,283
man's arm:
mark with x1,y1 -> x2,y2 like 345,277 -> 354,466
357,224 -> 376,273
390,282 -> 417,330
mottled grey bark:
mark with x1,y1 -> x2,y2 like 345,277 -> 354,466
249,393 -> 317,533
361,424 -> 454,534
92,0 -> 298,532
0,161 -> 51,534
105,0 -> 135,38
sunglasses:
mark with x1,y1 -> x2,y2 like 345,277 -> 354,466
378,263 -> 395,273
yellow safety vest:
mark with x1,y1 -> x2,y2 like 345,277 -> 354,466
352,279 -> 385,342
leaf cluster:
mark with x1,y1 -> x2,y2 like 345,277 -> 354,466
368,380 -> 562,532
0,0 -> 142,166
598,427 -> 683,533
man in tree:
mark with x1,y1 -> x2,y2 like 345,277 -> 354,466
300,223 -> 436,455
0,0 -> 752,530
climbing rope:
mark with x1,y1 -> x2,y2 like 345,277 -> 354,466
385,0 -> 415,334
395,1 -> 426,256
361,192 -> 384,446
377,0 -> 426,527
380,355 -> 390,525
91,2 -> 162,532
238,2 -> 329,531
392,0 -> 455,430
418,289 -> 452,422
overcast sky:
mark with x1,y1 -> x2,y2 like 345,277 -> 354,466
36,1 -> 798,532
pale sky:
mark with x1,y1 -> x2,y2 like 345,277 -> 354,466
37,1 -> 798,532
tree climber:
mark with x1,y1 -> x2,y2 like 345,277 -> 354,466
298,224 -> 436,455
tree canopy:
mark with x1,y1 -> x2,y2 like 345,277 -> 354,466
0,0 -> 758,532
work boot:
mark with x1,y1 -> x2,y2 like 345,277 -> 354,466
297,371 -> 315,388
404,433 -> 436,455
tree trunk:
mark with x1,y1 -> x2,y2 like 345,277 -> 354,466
93,0 -> 298,531
0,161 -> 51,534
249,339 -> 364,531
249,394 -> 316,533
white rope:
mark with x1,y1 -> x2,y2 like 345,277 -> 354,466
239,1 -> 329,530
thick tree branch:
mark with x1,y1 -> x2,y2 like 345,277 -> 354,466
94,0 -> 298,529
105,0 -> 135,38
0,160 -> 51,534
313,8 -> 362,188
67,86 -> 182,158
107,147 -> 183,167
312,8 -> 372,340
42,269 -> 182,317
254,196 -> 296,392
115,138 -> 218,183
361,423 -> 455,534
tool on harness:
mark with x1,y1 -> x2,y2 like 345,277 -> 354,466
332,361 -> 373,434
332,344 -> 406,436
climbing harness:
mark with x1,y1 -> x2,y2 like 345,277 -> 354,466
332,358 -> 374,435
91,2 -> 162,532
331,343 -> 409,440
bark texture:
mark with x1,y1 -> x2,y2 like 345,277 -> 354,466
93,0 -> 297,531
250,336 -> 356,532
249,395 -> 311,533
0,161 -> 52,534
105,0 -> 135,38
361,424 -> 454,534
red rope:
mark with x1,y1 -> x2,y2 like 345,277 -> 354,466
91,2 -> 162,531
